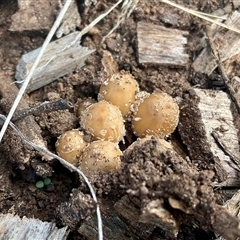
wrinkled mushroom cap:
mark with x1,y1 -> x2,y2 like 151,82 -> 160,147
79,140 -> 122,175
132,91 -> 179,138
98,72 -> 139,116
55,130 -> 87,166
80,101 -> 125,142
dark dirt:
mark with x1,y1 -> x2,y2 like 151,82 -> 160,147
0,0 -> 239,239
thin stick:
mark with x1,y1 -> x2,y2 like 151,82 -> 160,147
0,114 -> 103,240
160,0 -> 240,34
0,0 -> 72,142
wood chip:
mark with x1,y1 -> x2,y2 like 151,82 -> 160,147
0,213 -> 69,240
56,1 -> 81,38
137,21 -> 189,66
15,31 -> 95,93
179,88 -> 240,187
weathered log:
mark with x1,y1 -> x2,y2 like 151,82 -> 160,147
179,88 -> 240,187
137,21 -> 189,66
0,213 -> 69,240
192,11 -> 240,75
119,136 -> 240,240
15,31 -> 94,93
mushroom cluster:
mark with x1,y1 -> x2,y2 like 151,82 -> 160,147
55,52 -> 179,176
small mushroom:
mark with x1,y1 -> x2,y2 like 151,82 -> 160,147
55,130 -> 87,166
98,71 -> 139,116
76,98 -> 97,117
79,140 -> 122,175
80,101 -> 125,143
132,91 -> 179,138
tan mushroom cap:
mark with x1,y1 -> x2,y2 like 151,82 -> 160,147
98,72 -> 139,116
76,98 -> 97,117
55,130 -> 87,166
80,101 -> 125,142
132,91 -> 179,138
79,140 -> 122,175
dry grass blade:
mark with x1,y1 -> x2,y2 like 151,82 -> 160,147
160,0 -> 240,34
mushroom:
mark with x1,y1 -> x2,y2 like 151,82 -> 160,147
76,98 -> 97,118
79,140 -> 122,175
55,130 -> 87,166
132,91 -> 179,138
98,71 -> 139,117
80,101 -> 125,143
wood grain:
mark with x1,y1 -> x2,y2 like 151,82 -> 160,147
137,21 -> 189,66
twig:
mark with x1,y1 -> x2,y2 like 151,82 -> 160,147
0,0 -> 72,142
0,114 -> 103,240
11,99 -> 73,122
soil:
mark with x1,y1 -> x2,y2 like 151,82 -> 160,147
0,0 -> 238,239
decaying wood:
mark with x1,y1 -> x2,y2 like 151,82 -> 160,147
0,73 -> 53,173
57,189 -> 95,230
192,11 -> 240,75
15,31 -> 95,93
137,21 -> 189,66
57,181 -> 153,239
0,213 -> 69,240
10,0 -> 81,35
179,88 -> 240,187
78,195 -> 155,240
